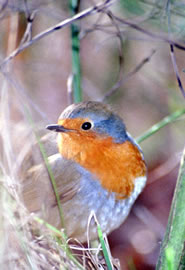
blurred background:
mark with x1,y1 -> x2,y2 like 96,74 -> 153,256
0,0 -> 185,269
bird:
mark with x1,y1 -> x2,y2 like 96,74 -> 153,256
21,101 -> 147,242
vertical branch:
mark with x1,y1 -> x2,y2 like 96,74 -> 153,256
70,0 -> 82,103
156,147 -> 185,270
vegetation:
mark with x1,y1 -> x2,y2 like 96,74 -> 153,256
0,0 -> 184,269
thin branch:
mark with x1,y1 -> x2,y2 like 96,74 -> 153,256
105,9 -> 124,96
80,11 -> 107,39
0,0 -> 117,69
170,45 -> 185,98
102,49 -> 156,101
20,2 -> 37,45
136,109 -> 185,144
112,14 -> 185,51
140,0 -> 185,18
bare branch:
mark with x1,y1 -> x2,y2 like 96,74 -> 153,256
112,14 -> 185,51
102,49 -> 156,101
0,0 -> 117,69
170,44 -> 185,99
20,10 -> 37,45
105,9 -> 124,92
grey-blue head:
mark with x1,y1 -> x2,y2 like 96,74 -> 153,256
57,101 -> 129,144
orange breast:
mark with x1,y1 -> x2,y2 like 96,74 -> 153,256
57,130 -> 146,199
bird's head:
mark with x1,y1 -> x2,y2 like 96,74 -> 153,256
46,101 -> 129,144
46,101 -> 146,198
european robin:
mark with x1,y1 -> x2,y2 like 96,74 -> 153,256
22,101 -> 147,242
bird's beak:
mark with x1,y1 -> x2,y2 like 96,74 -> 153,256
46,124 -> 71,133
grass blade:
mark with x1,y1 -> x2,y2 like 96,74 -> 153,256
97,223 -> 113,270
156,146 -> 185,270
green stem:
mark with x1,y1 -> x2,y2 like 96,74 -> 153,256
156,146 -> 185,270
136,109 -> 185,143
97,224 -> 113,270
70,0 -> 82,103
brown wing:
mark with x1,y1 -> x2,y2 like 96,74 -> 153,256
19,132 -> 81,227
21,153 -> 81,212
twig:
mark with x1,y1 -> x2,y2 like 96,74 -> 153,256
0,0 -> 117,69
20,5 -> 37,45
140,0 -> 185,18
136,109 -> 185,144
170,44 -> 185,99
104,9 -> 124,98
112,14 -> 185,51
80,11 -> 106,39
102,49 -> 156,101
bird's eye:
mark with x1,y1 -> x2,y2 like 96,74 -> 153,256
81,122 -> 92,130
